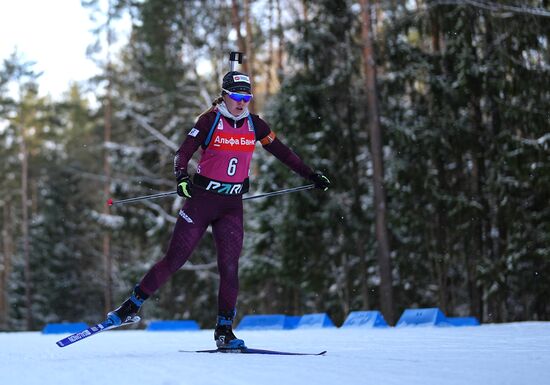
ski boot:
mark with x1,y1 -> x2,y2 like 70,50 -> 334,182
107,285 -> 149,326
214,310 -> 246,349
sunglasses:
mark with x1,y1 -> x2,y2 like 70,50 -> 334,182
222,88 -> 253,103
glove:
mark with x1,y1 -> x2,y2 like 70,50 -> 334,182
176,173 -> 193,198
310,171 -> 331,191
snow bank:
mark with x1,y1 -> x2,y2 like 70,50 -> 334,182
1,322 -> 549,385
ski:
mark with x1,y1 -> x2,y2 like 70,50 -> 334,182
55,316 -> 141,347
179,347 -> 327,356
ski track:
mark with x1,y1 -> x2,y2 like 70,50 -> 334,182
1,322 -> 549,385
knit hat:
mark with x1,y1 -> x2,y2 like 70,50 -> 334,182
222,71 -> 252,94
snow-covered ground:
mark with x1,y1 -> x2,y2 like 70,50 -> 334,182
1,322 -> 549,385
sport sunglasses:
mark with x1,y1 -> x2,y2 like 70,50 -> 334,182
222,88 -> 253,103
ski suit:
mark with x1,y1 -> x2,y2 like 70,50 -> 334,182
138,109 -> 313,313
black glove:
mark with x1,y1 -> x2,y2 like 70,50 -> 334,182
310,171 -> 331,191
176,172 -> 193,198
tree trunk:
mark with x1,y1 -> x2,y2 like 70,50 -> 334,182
230,0 -> 255,113
430,7 -> 449,314
103,0 -> 114,315
21,122 -> 33,330
360,0 -> 394,324
266,0 -> 275,95
230,0 -> 248,73
0,208 -> 5,328
344,86 -> 370,309
243,0 -> 255,112
0,203 -> 13,329
435,157 -> 449,314
103,82 -> 113,313
276,0 -> 284,83
485,13 -> 507,322
465,12 -> 485,323
468,154 -> 483,321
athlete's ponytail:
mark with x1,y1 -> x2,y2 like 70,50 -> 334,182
199,96 -> 224,118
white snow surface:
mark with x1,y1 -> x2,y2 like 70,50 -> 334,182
1,322 -> 549,385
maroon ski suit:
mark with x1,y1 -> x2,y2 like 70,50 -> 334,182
138,110 -> 314,313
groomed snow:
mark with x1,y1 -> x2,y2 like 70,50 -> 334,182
1,322 -> 549,385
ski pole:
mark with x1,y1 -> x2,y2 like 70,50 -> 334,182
107,191 -> 176,206
242,184 -> 315,201
107,184 -> 316,206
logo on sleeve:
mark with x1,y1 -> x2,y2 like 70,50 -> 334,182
188,128 -> 199,137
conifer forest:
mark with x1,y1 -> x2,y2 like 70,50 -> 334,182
1,0 -> 549,331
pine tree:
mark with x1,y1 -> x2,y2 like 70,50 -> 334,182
242,0 -> 373,323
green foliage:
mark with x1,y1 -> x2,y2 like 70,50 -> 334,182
379,1 -> 550,321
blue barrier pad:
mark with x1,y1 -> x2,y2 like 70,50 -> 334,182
284,315 -> 301,330
146,320 -> 200,331
237,314 -> 298,330
296,313 -> 336,329
447,316 -> 480,326
396,308 -> 451,327
342,311 -> 389,328
42,322 -> 88,334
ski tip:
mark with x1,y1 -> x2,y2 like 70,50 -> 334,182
107,198 -> 114,206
